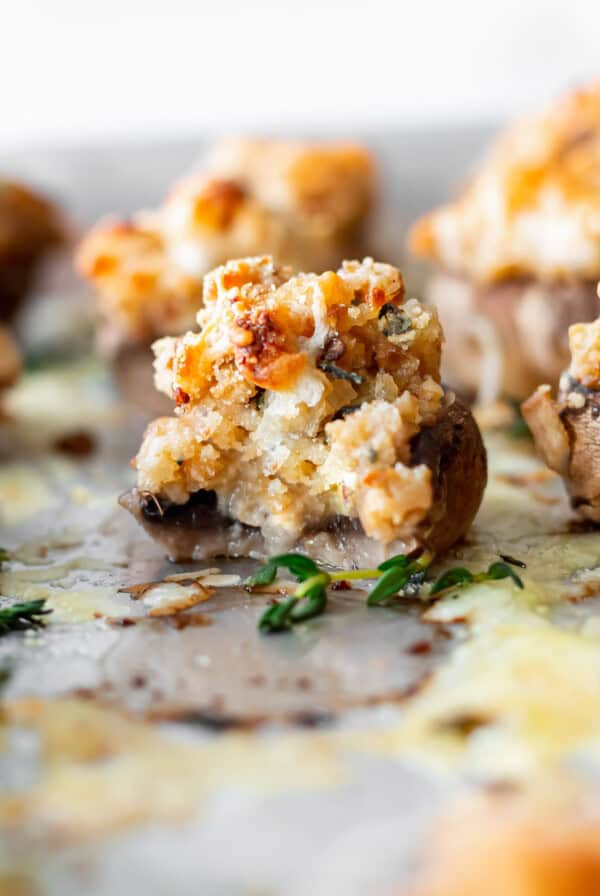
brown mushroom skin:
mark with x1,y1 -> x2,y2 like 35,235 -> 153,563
121,396 -> 487,564
428,273 -> 599,402
411,395 -> 487,555
523,377 -> 600,522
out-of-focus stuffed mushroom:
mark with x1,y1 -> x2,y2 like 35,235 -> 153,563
0,179 -> 62,322
76,139 -> 376,412
523,291 -> 600,521
409,81 -> 600,404
404,792 -> 600,896
121,255 -> 486,565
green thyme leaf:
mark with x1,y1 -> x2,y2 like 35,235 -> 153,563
290,582 -> 328,623
245,563 -> 278,588
245,553 -> 320,589
258,597 -> 298,633
429,567 -> 474,596
367,566 -> 412,605
0,548 -> 9,565
0,599 -> 52,636
377,554 -> 411,572
318,362 -> 364,386
484,561 -> 524,589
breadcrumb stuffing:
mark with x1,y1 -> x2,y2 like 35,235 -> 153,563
77,139 -> 374,346
410,80 -> 600,282
568,302 -> 600,387
135,256 -> 444,547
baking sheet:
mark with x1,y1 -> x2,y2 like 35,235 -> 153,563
3,129 -> 600,896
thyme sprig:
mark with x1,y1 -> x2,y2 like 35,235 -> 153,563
429,561 -> 524,597
246,552 -> 526,634
246,552 -> 433,633
0,599 -> 53,636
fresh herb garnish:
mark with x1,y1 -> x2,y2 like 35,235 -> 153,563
429,567 -> 474,596
0,599 -> 52,636
429,561 -> 523,597
485,561 -> 524,589
247,551 -> 433,633
0,548 -> 9,565
367,554 -> 431,606
245,553 -> 319,588
378,303 -> 412,337
318,362 -> 364,386
247,551 -> 526,634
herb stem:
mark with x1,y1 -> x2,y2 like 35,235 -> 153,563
329,568 -> 381,582
293,573 -> 331,598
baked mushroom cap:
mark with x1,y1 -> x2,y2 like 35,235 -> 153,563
522,309 -> 600,521
76,139 -> 376,356
122,255 -> 486,564
410,81 -> 600,401
426,273 -> 599,402
123,392 -> 485,565
0,179 -> 62,321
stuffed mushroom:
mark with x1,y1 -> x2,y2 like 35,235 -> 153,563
0,179 -> 62,322
522,292 -> 600,521
409,81 -> 600,403
122,255 -> 487,565
77,139 -> 375,411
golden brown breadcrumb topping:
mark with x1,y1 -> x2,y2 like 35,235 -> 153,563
567,289 -> 600,386
410,81 -> 600,282
77,139 -> 375,346
135,256 -> 444,548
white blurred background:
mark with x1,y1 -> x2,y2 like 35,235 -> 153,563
2,0 -> 599,147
